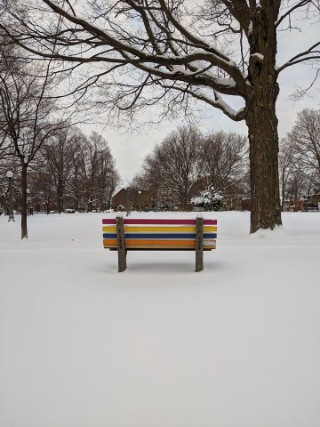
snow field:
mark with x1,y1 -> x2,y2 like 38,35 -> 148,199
0,211 -> 319,427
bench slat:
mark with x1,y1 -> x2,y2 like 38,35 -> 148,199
103,238 -> 216,249
102,218 -> 217,225
103,233 -> 217,239
102,225 -> 217,233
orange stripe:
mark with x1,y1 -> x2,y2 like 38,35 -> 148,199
128,239 -> 196,248
103,239 -> 216,249
103,239 -> 117,246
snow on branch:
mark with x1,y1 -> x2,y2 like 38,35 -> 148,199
250,53 -> 264,64
158,82 -> 246,121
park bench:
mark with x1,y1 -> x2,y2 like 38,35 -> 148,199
102,216 -> 217,272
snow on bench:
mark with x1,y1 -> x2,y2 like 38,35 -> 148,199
102,216 -> 217,272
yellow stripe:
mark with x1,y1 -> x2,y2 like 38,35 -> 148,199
102,226 -> 116,232
102,225 -> 217,233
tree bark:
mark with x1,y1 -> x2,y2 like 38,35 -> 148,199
116,216 -> 126,272
195,217 -> 204,272
246,95 -> 282,232
246,5 -> 282,233
21,163 -> 28,239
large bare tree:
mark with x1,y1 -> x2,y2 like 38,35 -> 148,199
200,131 -> 248,195
40,126 -> 79,213
279,109 -> 320,208
288,109 -> 320,179
142,125 -> 203,209
0,41 -> 71,238
1,0 -> 319,232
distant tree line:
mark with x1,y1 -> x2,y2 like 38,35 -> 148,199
1,125 -> 120,213
31,129 -> 119,213
130,126 -> 249,211
128,109 -> 320,212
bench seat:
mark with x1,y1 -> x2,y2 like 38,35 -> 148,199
102,217 -> 217,271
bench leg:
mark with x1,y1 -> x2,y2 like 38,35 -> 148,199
195,217 -> 204,272
117,216 -> 127,272
118,248 -> 127,272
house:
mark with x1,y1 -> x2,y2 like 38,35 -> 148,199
112,188 -> 129,211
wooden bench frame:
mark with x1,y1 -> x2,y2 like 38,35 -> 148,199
102,216 -> 217,272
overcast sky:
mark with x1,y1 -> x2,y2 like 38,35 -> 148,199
84,15 -> 320,187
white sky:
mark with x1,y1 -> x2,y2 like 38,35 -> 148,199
82,12 -> 320,187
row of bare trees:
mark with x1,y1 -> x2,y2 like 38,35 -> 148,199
279,109 -> 320,209
1,125 -> 120,226
130,126 -> 249,210
1,122 -> 120,218
30,129 -> 119,213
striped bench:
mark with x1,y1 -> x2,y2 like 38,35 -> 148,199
102,216 -> 217,272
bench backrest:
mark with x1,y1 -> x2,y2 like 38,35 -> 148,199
102,218 -> 217,250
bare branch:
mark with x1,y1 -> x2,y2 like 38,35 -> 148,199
277,42 -> 320,73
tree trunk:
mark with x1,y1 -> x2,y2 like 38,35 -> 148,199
246,5 -> 282,233
246,95 -> 282,232
21,163 -> 28,239
57,183 -> 64,213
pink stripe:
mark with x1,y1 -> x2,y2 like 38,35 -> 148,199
102,218 -> 217,225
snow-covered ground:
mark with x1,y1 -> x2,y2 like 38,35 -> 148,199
0,211 -> 319,427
